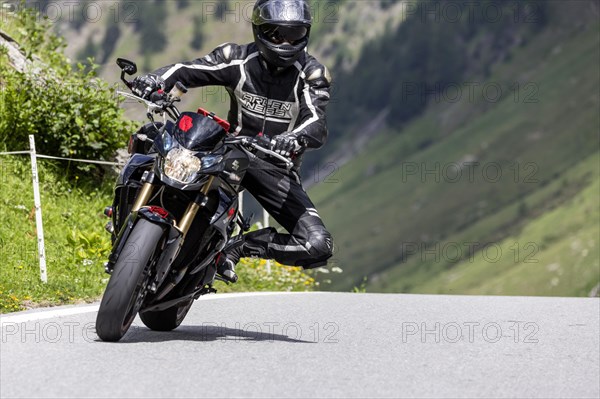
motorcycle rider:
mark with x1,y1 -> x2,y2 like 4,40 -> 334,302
130,0 -> 333,282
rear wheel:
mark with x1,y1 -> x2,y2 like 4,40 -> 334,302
96,219 -> 164,342
139,299 -> 194,331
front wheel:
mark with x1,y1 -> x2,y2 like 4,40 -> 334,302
96,219 -> 164,342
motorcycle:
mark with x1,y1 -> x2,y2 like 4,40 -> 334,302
95,58 -> 292,342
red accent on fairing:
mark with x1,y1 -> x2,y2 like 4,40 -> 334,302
179,115 -> 194,132
228,208 -> 236,218
147,206 -> 169,219
197,107 -> 231,132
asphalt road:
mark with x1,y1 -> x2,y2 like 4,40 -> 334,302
1,292 -> 599,398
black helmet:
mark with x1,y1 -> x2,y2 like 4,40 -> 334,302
252,0 -> 312,68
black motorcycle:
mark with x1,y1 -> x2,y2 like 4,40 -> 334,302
95,59 -> 292,342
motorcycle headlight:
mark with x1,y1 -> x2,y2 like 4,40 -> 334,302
163,147 -> 201,183
201,155 -> 223,170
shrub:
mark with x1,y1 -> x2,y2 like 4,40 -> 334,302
0,3 -> 133,172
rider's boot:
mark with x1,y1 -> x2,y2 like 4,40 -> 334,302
216,228 -> 275,283
216,236 -> 245,283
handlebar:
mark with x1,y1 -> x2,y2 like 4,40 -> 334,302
117,89 -> 181,123
225,136 -> 294,170
117,90 -> 160,108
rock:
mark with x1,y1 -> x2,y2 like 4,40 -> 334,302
0,28 -> 44,77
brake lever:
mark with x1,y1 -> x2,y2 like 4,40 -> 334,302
249,141 -> 294,170
117,90 -> 175,111
225,137 -> 294,169
117,90 -> 162,110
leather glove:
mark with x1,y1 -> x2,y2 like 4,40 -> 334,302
271,134 -> 305,158
131,74 -> 165,100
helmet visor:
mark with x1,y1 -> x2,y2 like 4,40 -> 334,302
253,0 -> 312,26
260,24 -> 308,45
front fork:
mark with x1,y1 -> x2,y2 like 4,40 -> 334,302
133,174 -> 215,236
175,176 -> 214,236
106,173 -> 215,273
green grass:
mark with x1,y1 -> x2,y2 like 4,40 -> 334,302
0,158 -> 115,312
309,16 -> 600,294
213,258 -> 318,294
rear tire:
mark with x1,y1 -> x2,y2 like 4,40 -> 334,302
139,299 -> 193,331
96,219 -> 164,342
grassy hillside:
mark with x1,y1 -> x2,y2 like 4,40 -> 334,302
0,158 -> 115,312
310,5 -> 600,295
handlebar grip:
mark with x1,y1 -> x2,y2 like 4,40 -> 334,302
175,81 -> 188,94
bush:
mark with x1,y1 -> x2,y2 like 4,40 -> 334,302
0,4 -> 133,172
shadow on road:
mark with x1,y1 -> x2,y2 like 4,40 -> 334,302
102,324 -> 316,344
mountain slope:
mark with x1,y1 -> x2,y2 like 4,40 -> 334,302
309,4 -> 600,294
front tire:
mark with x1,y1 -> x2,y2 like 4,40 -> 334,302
96,219 -> 164,342
139,299 -> 193,331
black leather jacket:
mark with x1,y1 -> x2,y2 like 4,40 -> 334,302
153,42 -> 332,156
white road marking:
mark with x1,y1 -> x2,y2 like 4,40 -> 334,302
0,292 -> 319,324
1,305 -> 100,324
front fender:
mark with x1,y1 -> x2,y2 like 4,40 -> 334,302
107,207 -> 172,272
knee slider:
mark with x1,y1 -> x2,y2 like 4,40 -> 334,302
307,229 -> 333,261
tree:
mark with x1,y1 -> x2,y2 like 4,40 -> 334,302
136,0 -> 168,54
190,16 -> 204,50
215,0 -> 229,20
99,20 -> 121,65
77,35 -> 97,63
176,0 -> 190,9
